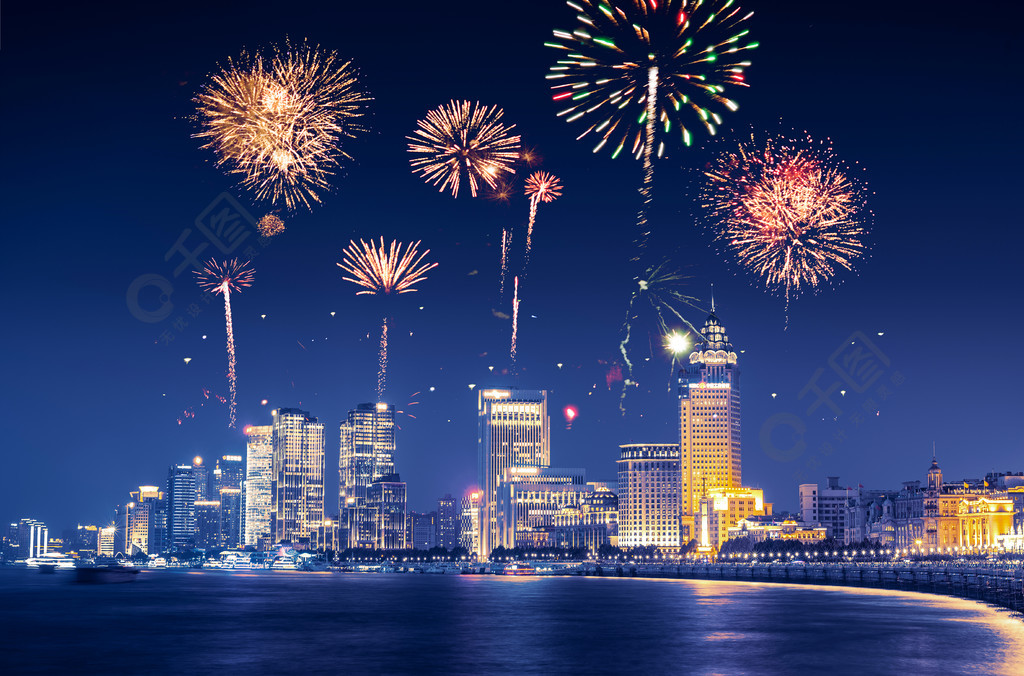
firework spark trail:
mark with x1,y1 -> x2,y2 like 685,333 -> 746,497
194,259 -> 255,428
407,100 -> 521,198
222,290 -> 238,426
378,318 -> 388,401
636,65 -> 658,255
523,171 -> 563,272
337,239 -> 437,399
511,276 -> 520,372
702,131 -> 870,324
195,39 -> 370,211
500,228 -> 511,295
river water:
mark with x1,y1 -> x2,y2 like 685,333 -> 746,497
1,568 -> 1021,674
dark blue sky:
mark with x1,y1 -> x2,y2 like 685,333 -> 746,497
2,1 -> 1021,530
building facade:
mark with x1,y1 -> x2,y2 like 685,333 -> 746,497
244,425 -> 273,548
367,474 -> 407,549
478,388 -> 550,558
678,308 -> 741,543
700,487 -> 770,550
436,494 -> 460,551
339,403 -> 397,549
126,485 -> 164,555
494,467 -> 590,550
271,408 -> 325,547
166,463 -> 197,551
617,444 -> 682,552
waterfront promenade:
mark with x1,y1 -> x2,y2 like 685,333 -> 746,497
593,561 -> 1024,615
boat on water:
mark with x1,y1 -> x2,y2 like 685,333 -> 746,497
502,562 -> 537,576
75,565 -> 140,584
26,555 -> 77,572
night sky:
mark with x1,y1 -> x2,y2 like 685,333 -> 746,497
2,1 -> 1021,531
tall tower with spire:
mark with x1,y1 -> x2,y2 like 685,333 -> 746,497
678,305 -> 741,543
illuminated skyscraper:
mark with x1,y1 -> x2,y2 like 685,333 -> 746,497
213,455 -> 244,548
339,403 -> 396,548
195,500 -> 222,549
436,494 -> 460,551
126,486 -> 164,555
271,408 -> 325,547
192,456 -> 210,501
477,388 -> 550,558
367,474 -> 407,549
218,487 -> 243,548
678,306 -> 741,542
166,464 -> 196,551
17,519 -> 48,559
244,425 -> 273,548
617,444 -> 682,551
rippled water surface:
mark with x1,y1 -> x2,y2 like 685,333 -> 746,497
1,568 -> 1021,675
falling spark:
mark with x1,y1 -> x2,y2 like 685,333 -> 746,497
338,238 -> 438,400
194,39 -> 370,210
523,171 -> 563,270
193,259 -> 255,428
407,100 -> 521,198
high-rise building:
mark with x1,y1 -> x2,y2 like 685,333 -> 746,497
494,467 -> 590,550
436,494 -> 460,551
409,511 -> 437,550
460,491 -> 483,556
166,464 -> 197,551
2,523 -> 19,561
478,388 -> 550,557
367,474 -> 407,549
218,487 -> 243,548
678,306 -> 741,542
214,455 -> 245,492
244,425 -> 273,548
17,519 -> 48,559
339,403 -> 397,549
271,408 -> 325,547
126,485 -> 165,555
98,526 -> 116,557
194,500 -> 222,549
617,444 -> 682,551
212,455 -> 245,548
192,456 -> 210,502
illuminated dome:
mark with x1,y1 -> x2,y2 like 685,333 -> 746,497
689,309 -> 738,365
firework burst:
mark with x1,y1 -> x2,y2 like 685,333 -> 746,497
338,239 -> 438,399
547,0 -> 756,250
618,261 -> 703,412
195,39 -> 370,210
701,131 -> 871,317
407,100 -> 521,198
523,171 -> 563,269
194,259 -> 256,428
257,214 -> 286,238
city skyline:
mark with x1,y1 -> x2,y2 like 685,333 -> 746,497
2,1 -> 1021,534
